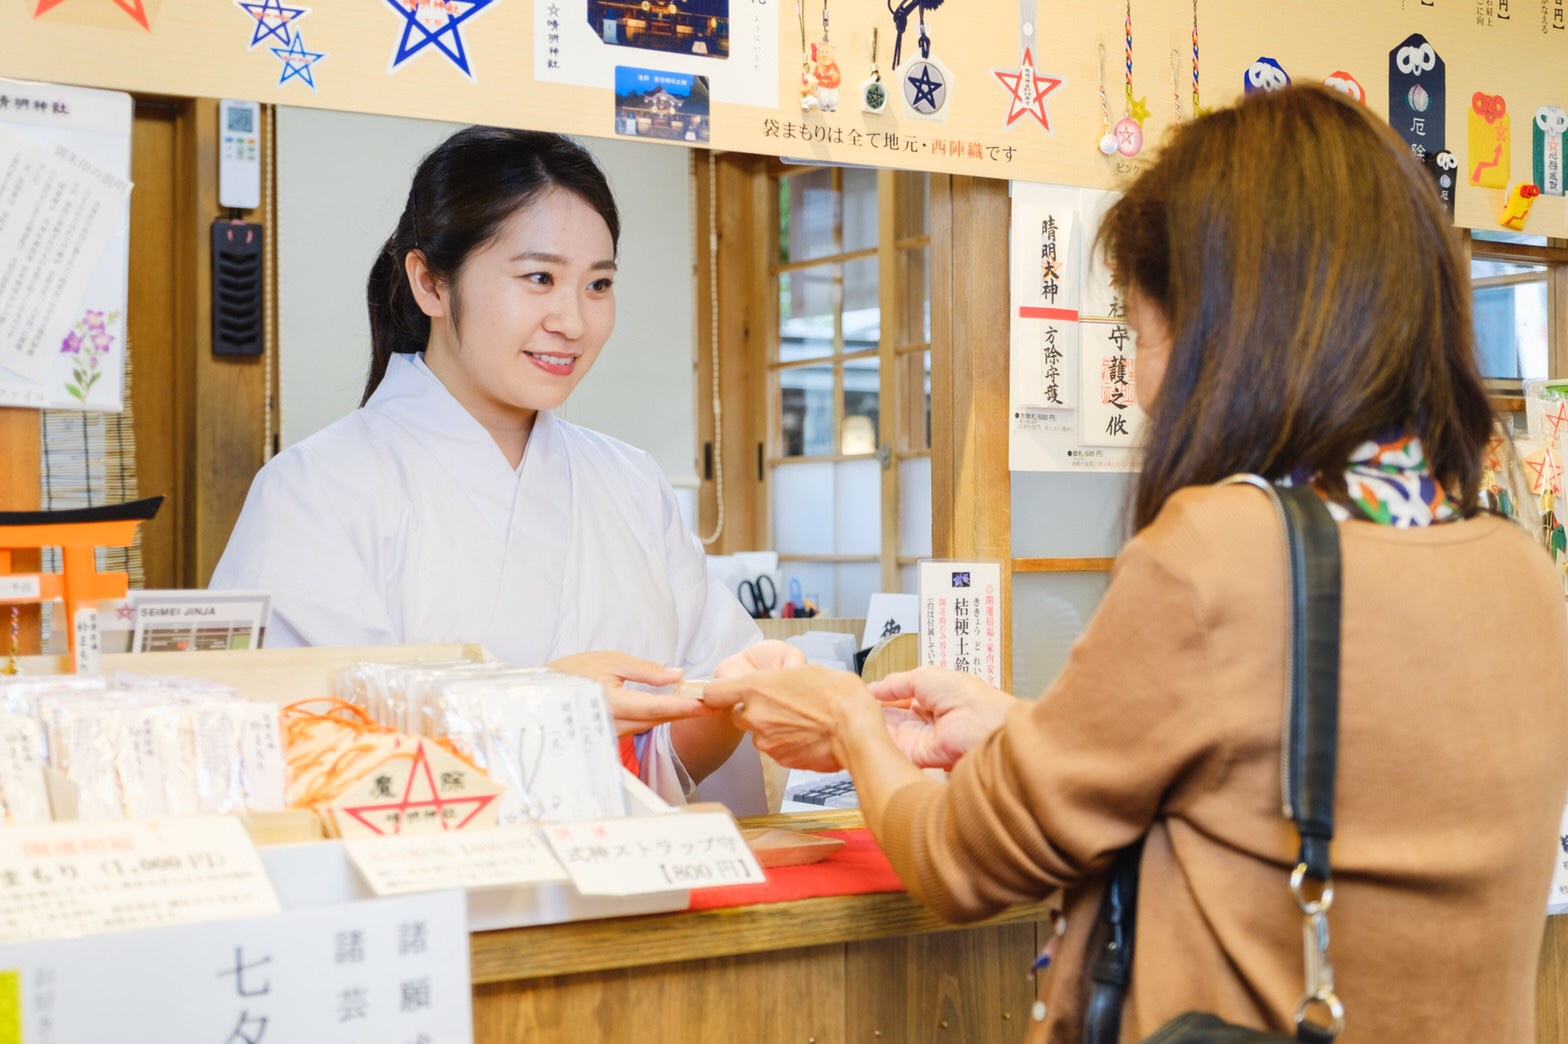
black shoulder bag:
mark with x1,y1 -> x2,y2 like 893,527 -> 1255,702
1083,478 -> 1345,1044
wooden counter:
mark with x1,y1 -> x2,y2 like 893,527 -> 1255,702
469,811 -> 1568,1044
470,811 -> 1052,1043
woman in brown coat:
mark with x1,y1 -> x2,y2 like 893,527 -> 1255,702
708,86 -> 1568,1042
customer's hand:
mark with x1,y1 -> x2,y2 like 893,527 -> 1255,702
548,651 -> 715,737
711,639 -> 808,680
867,667 -> 1018,769
703,665 -> 881,773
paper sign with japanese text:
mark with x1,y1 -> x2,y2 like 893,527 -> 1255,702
544,811 -> 764,896
918,560 -> 1003,688
0,815 -> 280,945
345,824 -> 569,897
0,889 -> 471,1042
1548,799 -> 1568,915
329,740 -> 504,840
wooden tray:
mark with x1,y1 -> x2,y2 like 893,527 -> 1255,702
742,827 -> 845,868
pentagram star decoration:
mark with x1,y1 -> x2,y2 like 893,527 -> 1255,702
236,0 -> 308,48
993,47 -> 1065,131
1128,95 -> 1151,123
383,0 -> 499,79
272,32 -> 326,88
33,0 -> 148,30
906,62 -> 945,112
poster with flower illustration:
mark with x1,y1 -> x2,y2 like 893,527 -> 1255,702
0,83 -> 132,411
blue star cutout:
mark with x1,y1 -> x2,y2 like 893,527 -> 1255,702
383,0 -> 498,79
271,32 -> 325,89
906,63 -> 945,112
236,0 -> 308,49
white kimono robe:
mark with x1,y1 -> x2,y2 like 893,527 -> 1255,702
211,353 -> 762,805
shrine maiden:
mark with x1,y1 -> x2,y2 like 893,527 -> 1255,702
212,128 -> 792,803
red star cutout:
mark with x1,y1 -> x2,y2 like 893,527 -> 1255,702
1543,400 -> 1568,442
339,741 -> 498,836
993,49 -> 1064,131
1484,434 -> 1506,471
1524,447 -> 1563,495
34,0 -> 150,29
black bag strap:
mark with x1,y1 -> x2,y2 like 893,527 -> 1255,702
1082,478 -> 1343,1043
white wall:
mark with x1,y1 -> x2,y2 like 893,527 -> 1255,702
275,108 -> 699,489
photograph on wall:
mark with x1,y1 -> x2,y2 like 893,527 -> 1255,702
538,0 -> 774,109
614,66 -> 711,142
588,0 -> 728,58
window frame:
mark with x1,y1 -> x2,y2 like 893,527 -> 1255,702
763,162 -> 932,602
1468,230 -> 1568,398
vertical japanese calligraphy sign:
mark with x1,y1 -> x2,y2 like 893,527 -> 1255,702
1010,203 -> 1080,410
917,561 -> 1003,688
1389,34 -> 1447,200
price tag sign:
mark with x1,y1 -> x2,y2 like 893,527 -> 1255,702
0,816 -> 281,944
0,576 -> 41,601
544,812 -> 766,896
345,824 -> 569,897
0,890 -> 471,1043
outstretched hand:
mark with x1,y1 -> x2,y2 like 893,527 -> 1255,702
548,651 -> 715,737
711,639 -> 808,680
702,665 -> 880,773
867,666 -> 1018,769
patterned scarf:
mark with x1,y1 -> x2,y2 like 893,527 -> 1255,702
1282,433 -> 1459,527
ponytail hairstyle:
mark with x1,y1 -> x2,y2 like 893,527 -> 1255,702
362,127 -> 622,405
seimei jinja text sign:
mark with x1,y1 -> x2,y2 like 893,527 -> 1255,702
918,560 -> 1004,689
0,889 -> 471,1043
0,815 -> 280,945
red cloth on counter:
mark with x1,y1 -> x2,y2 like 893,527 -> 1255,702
687,828 -> 907,911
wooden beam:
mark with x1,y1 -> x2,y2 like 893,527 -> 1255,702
0,409 -> 42,655
694,151 -> 767,554
930,175 -> 1013,689
1012,557 -> 1115,574
182,99 -> 268,586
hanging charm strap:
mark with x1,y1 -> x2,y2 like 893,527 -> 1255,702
3,605 -> 19,676
1124,0 -> 1134,114
918,4 -> 930,59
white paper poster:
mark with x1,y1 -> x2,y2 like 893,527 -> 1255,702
1008,182 -> 1144,473
0,81 -> 132,412
0,890 -> 472,1043
917,560 -> 1002,687
537,0 -> 778,110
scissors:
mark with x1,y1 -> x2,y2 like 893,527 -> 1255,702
738,575 -> 778,619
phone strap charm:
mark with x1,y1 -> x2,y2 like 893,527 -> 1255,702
1111,0 -> 1146,156
799,0 -> 819,111
1170,49 -> 1182,125
811,0 -> 842,111
1190,0 -> 1208,116
3,605 -> 18,676
891,0 -> 952,120
861,27 -> 888,112
992,0 -> 1064,132
1097,45 -> 1117,154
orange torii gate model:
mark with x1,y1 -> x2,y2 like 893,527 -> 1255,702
0,496 -> 163,669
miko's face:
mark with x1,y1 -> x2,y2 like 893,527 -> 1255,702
414,188 -> 617,419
